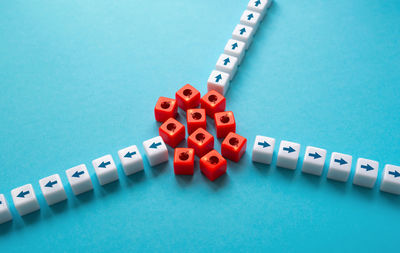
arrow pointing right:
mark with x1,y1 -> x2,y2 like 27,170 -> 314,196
361,164 -> 374,171
308,152 -> 322,159
389,170 -> 400,178
283,146 -> 295,153
257,141 -> 270,148
17,190 -> 30,198
334,158 -> 347,165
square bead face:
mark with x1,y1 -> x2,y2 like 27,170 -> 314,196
276,140 -> 301,170
143,136 -> 169,167
221,132 -> 247,162
353,158 -> 379,188
11,184 -> 40,216
200,90 -> 226,117
174,148 -> 195,175
380,164 -> 400,195
327,152 -> 352,182
302,146 -> 327,176
187,108 -> 207,134
154,97 -> 178,122
92,154 -> 119,186
66,164 -> 93,195
240,10 -> 261,29
214,111 -> 236,138
159,118 -> 186,147
252,135 -> 275,164
216,54 -> 238,80
207,70 -> 230,96
200,150 -> 227,181
118,145 -> 144,176
188,128 -> 214,157
247,0 -> 271,15
232,24 -> 254,49
175,84 -> 200,111
0,194 -> 12,224
39,174 -> 67,206
224,39 -> 246,64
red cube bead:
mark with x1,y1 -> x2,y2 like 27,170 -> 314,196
159,118 -> 185,148
186,108 -> 207,135
154,97 -> 178,122
173,148 -> 195,175
214,111 -> 236,138
200,90 -> 226,117
175,84 -> 201,111
200,150 -> 227,181
221,132 -> 247,162
187,128 -> 214,157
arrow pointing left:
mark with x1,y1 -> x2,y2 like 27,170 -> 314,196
150,142 -> 162,149
45,180 -> 58,188
124,151 -> 137,158
17,190 -> 30,198
99,161 -> 111,168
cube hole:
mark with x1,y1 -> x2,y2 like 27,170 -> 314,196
167,123 -> 176,132
192,112 -> 202,120
195,133 -> 206,143
208,94 -> 218,103
220,115 -> 230,123
161,101 -> 170,109
209,156 -> 219,165
229,137 -> 239,147
179,152 -> 189,161
183,89 -> 192,97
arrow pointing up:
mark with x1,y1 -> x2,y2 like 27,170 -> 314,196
255,0 -> 261,7
150,142 -> 162,149
223,57 -> 230,65
389,170 -> 400,178
215,74 -> 222,82
239,28 -> 246,35
99,161 -> 111,168
283,146 -> 295,153
124,151 -> 137,158
231,42 -> 238,50
72,171 -> 84,178
334,158 -> 347,165
17,190 -> 30,198
258,141 -> 270,148
308,152 -> 322,159
45,180 -> 58,188
361,164 -> 374,171
247,13 -> 254,20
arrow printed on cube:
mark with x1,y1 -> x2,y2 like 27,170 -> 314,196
361,164 -> 374,171
215,74 -> 222,82
334,158 -> 347,165
99,161 -> 111,168
255,0 -> 261,7
150,142 -> 162,149
231,43 -> 238,50
72,171 -> 84,178
124,151 -> 137,158
17,190 -> 30,198
308,152 -> 321,159
223,57 -> 230,65
45,180 -> 58,188
258,141 -> 270,148
389,170 -> 400,178
283,146 -> 295,153
247,13 -> 254,20
240,28 -> 246,35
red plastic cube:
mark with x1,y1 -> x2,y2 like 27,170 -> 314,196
200,90 -> 226,117
200,150 -> 227,181
159,118 -> 185,148
173,148 -> 195,175
186,108 -> 207,134
187,128 -> 214,157
154,97 -> 178,122
221,132 -> 247,162
214,111 -> 236,138
175,84 -> 201,111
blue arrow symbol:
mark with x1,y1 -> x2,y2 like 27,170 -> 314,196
124,151 -> 137,158
389,170 -> 400,178
215,74 -> 222,82
255,0 -> 261,7
283,146 -> 295,153
309,152 -> 322,159
45,180 -> 58,188
72,170 -> 84,178
239,28 -> 246,35
223,57 -> 230,65
361,164 -> 374,171
258,141 -> 270,148
334,158 -> 347,165
17,190 -> 30,198
0,200 -> 2,204
150,142 -> 162,149
99,161 -> 111,168
231,42 -> 238,50
247,13 -> 254,20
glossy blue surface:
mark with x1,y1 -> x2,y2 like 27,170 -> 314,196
1,0 -> 400,252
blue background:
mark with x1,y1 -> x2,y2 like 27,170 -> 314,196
1,0 -> 400,252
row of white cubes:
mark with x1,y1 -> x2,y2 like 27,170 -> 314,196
0,136 -> 169,224
207,0 -> 273,95
253,135 -> 400,195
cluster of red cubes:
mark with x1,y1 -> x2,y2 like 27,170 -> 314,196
154,84 -> 247,181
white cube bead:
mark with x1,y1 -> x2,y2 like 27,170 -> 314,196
276,140 -> 300,170
224,39 -> 246,65
301,146 -> 327,176
11,184 -> 40,216
380,164 -> 400,195
353,158 -> 379,188
327,152 -> 352,182
66,164 -> 93,195
118,145 -> 144,176
207,70 -> 230,96
247,0 -> 273,17
240,10 -> 262,30
0,194 -> 12,224
216,54 -> 238,80
251,135 -> 275,164
92,154 -> 119,186
232,24 -> 254,49
143,136 -> 169,167
39,174 -> 67,206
